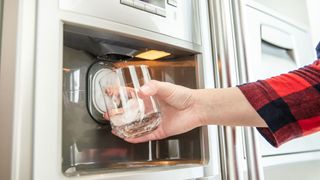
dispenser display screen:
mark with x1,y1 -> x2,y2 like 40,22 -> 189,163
139,0 -> 165,8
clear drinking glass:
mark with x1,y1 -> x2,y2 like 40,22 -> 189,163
99,65 -> 161,138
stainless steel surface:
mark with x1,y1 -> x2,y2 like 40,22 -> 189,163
195,1 -> 220,179
33,0 -> 217,179
243,128 -> 264,180
0,0 -> 36,180
60,0 -> 200,44
62,27 -> 206,176
221,127 -> 244,180
230,0 -> 247,85
168,139 -> 181,159
231,0 -> 264,179
63,24 -> 199,56
208,0 -> 245,179
121,0 -> 167,17
208,0 -> 266,180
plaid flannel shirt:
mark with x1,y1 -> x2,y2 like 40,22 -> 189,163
238,60 -> 320,147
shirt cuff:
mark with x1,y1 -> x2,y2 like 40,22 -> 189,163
238,82 -> 302,147
238,60 -> 320,147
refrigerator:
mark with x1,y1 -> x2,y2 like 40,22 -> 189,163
0,0 -> 319,180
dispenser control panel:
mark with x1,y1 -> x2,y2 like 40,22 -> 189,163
60,0 -> 199,44
120,0 -> 177,17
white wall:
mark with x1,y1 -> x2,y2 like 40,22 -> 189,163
252,0 -> 310,28
306,0 -> 320,49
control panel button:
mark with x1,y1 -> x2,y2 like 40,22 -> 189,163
156,8 -> 166,17
133,0 -> 145,10
145,5 -> 157,14
121,0 -> 134,6
167,0 -> 177,7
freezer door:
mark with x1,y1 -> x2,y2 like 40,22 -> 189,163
32,0 -> 219,179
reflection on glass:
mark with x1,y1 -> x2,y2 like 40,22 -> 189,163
99,65 -> 161,139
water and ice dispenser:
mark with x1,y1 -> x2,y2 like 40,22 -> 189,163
62,25 -> 206,176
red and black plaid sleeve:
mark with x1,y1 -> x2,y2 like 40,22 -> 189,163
238,60 -> 320,147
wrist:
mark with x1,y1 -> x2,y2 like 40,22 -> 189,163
191,89 -> 212,127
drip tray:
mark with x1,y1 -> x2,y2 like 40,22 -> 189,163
64,160 -> 203,176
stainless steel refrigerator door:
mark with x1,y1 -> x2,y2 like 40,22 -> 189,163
1,0 -> 220,179
32,0 -> 219,180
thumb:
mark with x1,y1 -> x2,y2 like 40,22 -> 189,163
139,80 -> 175,99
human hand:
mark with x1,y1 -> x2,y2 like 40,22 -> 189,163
105,80 -> 205,143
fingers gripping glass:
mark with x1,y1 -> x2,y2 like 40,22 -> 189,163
99,65 -> 161,138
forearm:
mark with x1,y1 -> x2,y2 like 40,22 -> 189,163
194,87 -> 267,127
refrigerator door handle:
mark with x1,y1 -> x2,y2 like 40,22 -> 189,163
208,0 -> 244,180
243,127 -> 264,180
231,0 -> 265,180
260,24 -> 294,50
208,0 -> 265,179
